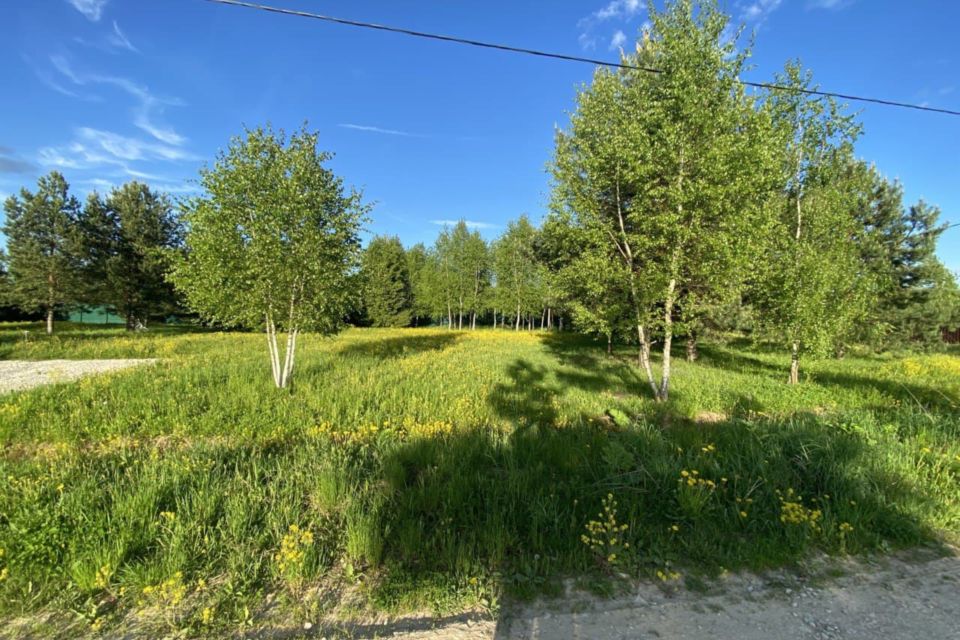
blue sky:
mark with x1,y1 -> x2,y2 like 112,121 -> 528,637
1,0 -> 957,271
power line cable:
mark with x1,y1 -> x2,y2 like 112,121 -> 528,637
203,0 -> 960,118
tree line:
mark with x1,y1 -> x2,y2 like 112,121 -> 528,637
1,173 -> 181,333
1,0 -> 957,393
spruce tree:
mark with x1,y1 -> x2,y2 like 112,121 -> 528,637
361,235 -> 412,327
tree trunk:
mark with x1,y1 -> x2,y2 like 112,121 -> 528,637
789,341 -> 800,384
607,333 -> 612,355
659,275 -> 677,402
515,304 -> 521,331
46,307 -> 54,335
686,331 -> 698,362
266,316 -> 281,387
279,328 -> 298,388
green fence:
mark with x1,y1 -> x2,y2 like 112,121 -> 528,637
68,305 -> 124,325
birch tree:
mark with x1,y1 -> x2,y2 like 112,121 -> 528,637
170,125 -> 368,388
757,63 -> 871,383
492,216 -> 539,331
552,0 -> 772,401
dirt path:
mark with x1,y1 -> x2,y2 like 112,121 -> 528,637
382,550 -> 960,640
0,359 -> 156,394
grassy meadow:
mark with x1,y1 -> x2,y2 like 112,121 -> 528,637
0,322 -> 958,636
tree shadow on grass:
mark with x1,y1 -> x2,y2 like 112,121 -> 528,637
363,410 -> 949,620
697,344 -> 959,418
357,347 -> 949,610
540,332 -> 648,398
336,331 -> 462,360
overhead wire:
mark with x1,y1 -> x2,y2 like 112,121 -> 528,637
202,0 -> 960,117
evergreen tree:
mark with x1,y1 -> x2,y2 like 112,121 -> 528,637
361,235 -> 412,327
854,170 -> 955,348
81,182 -> 182,329
1,171 -> 85,334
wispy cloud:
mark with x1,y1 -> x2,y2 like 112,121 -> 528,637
66,0 -> 108,21
430,219 -> 499,230
338,123 -> 423,138
38,127 -> 197,171
49,55 -> 185,145
107,21 -> 138,53
578,0 -> 645,51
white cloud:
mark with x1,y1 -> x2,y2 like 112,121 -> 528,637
578,0 -> 645,52
107,21 -> 138,53
49,56 -> 185,145
66,0 -> 108,21
429,219 -> 499,230
38,128 -> 197,171
739,0 -> 782,25
609,30 -> 627,50
584,0 -> 644,24
338,123 -> 422,137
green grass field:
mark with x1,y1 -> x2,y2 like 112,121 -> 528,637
1,323 -> 957,636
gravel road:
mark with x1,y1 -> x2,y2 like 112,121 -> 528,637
0,359 -> 156,394
371,549 -> 960,640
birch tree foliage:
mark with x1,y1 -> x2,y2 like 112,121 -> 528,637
552,0 -> 773,400
492,215 -> 540,329
756,63 -> 872,382
170,125 -> 368,388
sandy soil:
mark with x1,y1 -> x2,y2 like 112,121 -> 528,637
377,549 -> 960,640
0,359 -> 156,394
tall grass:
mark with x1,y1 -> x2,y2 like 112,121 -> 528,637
0,324 -> 957,636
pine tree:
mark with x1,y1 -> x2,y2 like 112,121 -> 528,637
2,171 -> 85,334
81,182 -> 182,329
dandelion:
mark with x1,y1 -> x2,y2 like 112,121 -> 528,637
95,564 -> 111,590
582,494 -> 630,566
275,524 -> 314,576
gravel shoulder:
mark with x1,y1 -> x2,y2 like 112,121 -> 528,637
375,548 -> 960,640
0,359 -> 156,394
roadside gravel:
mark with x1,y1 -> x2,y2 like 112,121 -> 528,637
0,359 -> 156,394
